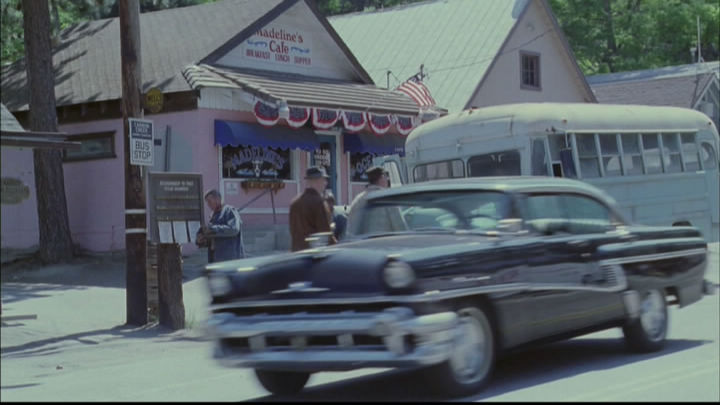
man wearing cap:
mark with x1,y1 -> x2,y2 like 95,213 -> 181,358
347,166 -> 406,236
289,166 -> 337,251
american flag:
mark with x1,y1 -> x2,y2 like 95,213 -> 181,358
394,78 -> 436,107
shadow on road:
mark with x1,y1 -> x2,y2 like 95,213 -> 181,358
0,323 -> 205,359
252,337 -> 710,402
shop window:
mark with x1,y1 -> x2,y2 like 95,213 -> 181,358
414,159 -> 464,182
62,131 -> 116,162
467,150 -> 521,177
520,51 -> 541,90
350,153 -> 376,182
222,145 -> 293,180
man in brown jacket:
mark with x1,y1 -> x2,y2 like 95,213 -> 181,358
289,166 -> 337,251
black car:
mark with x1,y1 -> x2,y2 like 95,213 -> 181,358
204,176 -> 715,397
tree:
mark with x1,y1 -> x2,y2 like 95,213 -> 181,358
22,0 -> 74,263
549,0 -> 720,75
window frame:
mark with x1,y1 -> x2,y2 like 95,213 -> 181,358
412,159 -> 465,182
519,51 -> 541,90
62,131 -> 116,162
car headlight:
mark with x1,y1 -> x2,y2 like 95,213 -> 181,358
207,273 -> 233,297
383,261 -> 415,289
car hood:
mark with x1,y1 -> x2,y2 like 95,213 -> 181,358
207,233 -> 500,300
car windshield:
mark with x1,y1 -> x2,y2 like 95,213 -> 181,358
352,190 -> 513,237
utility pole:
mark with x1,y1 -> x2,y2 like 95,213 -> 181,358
119,0 -> 147,325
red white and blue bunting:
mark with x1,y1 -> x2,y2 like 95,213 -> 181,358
342,111 -> 367,133
312,108 -> 341,130
395,115 -> 417,136
252,99 -> 419,135
368,113 -> 393,135
286,106 -> 311,128
253,100 -> 280,127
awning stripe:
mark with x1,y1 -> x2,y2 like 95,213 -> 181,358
342,132 -> 405,156
214,120 -> 319,151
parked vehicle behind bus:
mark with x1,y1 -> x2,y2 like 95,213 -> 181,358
379,103 -> 720,242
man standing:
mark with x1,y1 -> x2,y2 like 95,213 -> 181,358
289,166 -> 336,251
196,189 -> 245,263
347,166 -> 405,236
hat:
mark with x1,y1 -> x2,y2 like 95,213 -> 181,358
305,166 -> 329,179
366,166 -> 388,183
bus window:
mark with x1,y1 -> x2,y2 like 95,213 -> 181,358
531,138 -> 548,175
576,133 -> 601,178
599,134 -> 622,176
468,150 -> 521,177
701,142 -> 718,170
661,133 -> 682,173
642,134 -> 663,174
413,159 -> 464,182
621,134 -> 644,175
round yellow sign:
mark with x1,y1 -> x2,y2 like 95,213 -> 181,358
145,88 -> 163,114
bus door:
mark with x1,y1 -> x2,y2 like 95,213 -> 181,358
696,131 -> 719,239
373,154 -> 407,187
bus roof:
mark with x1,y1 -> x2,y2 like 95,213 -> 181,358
407,102 -> 718,144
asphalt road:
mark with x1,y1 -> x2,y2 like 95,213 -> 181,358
1,244 -> 718,402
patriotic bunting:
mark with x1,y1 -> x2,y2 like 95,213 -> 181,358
253,100 -> 280,127
342,110 -> 367,132
368,113 -> 393,135
395,115 -> 417,136
312,108 -> 340,129
286,106 -> 311,128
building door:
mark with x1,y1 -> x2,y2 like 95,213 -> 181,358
312,135 -> 337,200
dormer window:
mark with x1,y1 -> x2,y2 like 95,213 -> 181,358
520,51 -> 541,90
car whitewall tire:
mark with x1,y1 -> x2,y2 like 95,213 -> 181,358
422,306 -> 496,397
622,289 -> 668,352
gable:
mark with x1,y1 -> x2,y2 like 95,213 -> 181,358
468,0 -> 595,108
214,0 -> 366,82
330,0 -> 527,112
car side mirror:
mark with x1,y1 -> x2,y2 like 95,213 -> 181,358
497,218 -> 523,233
306,232 -> 334,248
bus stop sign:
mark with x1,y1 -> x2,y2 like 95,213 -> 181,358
129,118 -> 153,166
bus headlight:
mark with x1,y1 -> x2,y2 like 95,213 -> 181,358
207,273 -> 233,297
383,261 -> 415,289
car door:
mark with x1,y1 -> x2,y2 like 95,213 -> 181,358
519,192 -> 626,340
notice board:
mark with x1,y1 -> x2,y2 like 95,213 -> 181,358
148,172 -> 204,244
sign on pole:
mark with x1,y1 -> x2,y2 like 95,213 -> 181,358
129,118 -> 153,166
147,172 -> 204,244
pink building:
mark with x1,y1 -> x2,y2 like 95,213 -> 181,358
0,0 -> 439,254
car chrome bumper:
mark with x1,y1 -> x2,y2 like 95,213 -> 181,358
206,307 -> 459,371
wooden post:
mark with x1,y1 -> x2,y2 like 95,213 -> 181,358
120,0 -> 148,326
157,243 -> 185,330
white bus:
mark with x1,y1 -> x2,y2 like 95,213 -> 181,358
380,103 -> 720,242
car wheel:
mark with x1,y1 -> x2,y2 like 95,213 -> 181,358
422,306 -> 496,397
254,369 -> 311,395
622,289 -> 668,352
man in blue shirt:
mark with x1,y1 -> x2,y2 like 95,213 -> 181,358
196,189 -> 245,263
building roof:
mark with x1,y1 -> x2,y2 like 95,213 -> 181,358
329,0 -> 531,112
1,103 -> 79,149
183,64 -> 423,115
587,61 -> 720,108
1,0 -> 289,111
586,61 -> 719,85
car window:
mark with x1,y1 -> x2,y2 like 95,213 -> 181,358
522,193 -> 616,235
352,190 -> 512,236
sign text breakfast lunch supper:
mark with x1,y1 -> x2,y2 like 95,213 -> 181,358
243,27 -> 312,66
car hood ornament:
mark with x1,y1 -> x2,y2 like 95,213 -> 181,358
271,281 -> 329,294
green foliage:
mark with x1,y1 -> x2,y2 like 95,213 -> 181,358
549,0 -> 720,74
